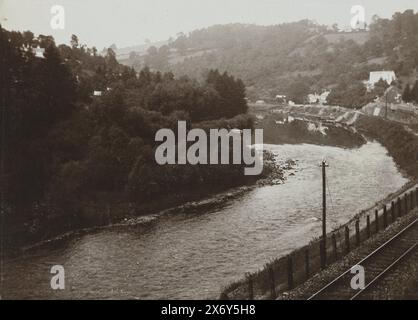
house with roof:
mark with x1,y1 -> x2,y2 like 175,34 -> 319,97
275,95 -> 287,103
368,71 -> 397,89
308,91 -> 330,105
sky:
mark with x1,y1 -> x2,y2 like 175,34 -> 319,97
1,0 -> 418,49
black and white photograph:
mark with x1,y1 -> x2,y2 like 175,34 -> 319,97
1,0 -> 418,307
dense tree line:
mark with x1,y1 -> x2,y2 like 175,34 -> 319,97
327,79 -> 390,109
365,10 -> 418,76
0,25 -> 254,244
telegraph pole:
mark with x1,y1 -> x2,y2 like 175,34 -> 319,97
0,27 -> 7,298
320,160 -> 329,269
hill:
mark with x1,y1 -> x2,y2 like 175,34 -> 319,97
121,10 -> 418,106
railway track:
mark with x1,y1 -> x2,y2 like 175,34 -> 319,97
308,218 -> 418,300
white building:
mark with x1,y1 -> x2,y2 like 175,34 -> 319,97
34,46 -> 45,59
275,95 -> 287,103
368,71 -> 397,88
230,129 -> 243,135
338,26 -> 353,33
308,91 -> 330,105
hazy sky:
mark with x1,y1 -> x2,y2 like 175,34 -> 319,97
1,0 -> 418,49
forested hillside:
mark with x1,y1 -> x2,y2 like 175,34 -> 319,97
124,10 -> 418,106
0,25 -> 256,246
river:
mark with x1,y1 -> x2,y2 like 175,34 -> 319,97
0,141 -> 409,300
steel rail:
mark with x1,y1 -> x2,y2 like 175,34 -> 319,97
308,218 -> 418,300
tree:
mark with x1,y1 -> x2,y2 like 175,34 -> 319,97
147,46 -> 158,56
1,24 -> 256,247
70,34 -> 79,48
144,46 -> 169,70
206,70 -> 248,118
129,51 -> 138,60
372,79 -> 390,97
105,47 -> 118,70
327,81 -> 374,109
403,84 -> 413,102
286,79 -> 310,104
173,33 -> 188,55
411,81 -> 418,103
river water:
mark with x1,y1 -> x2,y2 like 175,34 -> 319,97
0,142 -> 409,300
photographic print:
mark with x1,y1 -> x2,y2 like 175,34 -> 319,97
1,0 -> 418,309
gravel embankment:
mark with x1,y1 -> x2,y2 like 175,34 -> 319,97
278,208 -> 418,300
365,241 -> 418,300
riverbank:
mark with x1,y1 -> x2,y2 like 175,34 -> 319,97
4,109 -> 416,300
354,116 -> 418,179
219,178 -> 417,299
2,141 -> 405,300
256,114 -> 365,149
3,149 -> 287,256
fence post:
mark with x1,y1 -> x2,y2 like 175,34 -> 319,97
305,249 -> 310,279
269,265 -> 276,300
391,201 -> 396,223
415,187 -> 418,208
375,209 -> 379,233
345,226 -> 350,254
383,205 -> 388,228
247,274 -> 254,300
366,215 -> 371,239
404,195 -> 408,215
409,192 -> 412,211
398,197 -> 402,217
332,233 -> 338,260
410,192 -> 414,211
355,220 -> 360,246
287,256 -> 294,290
320,239 -> 326,270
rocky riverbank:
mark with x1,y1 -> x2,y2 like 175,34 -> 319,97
5,149 -> 291,256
